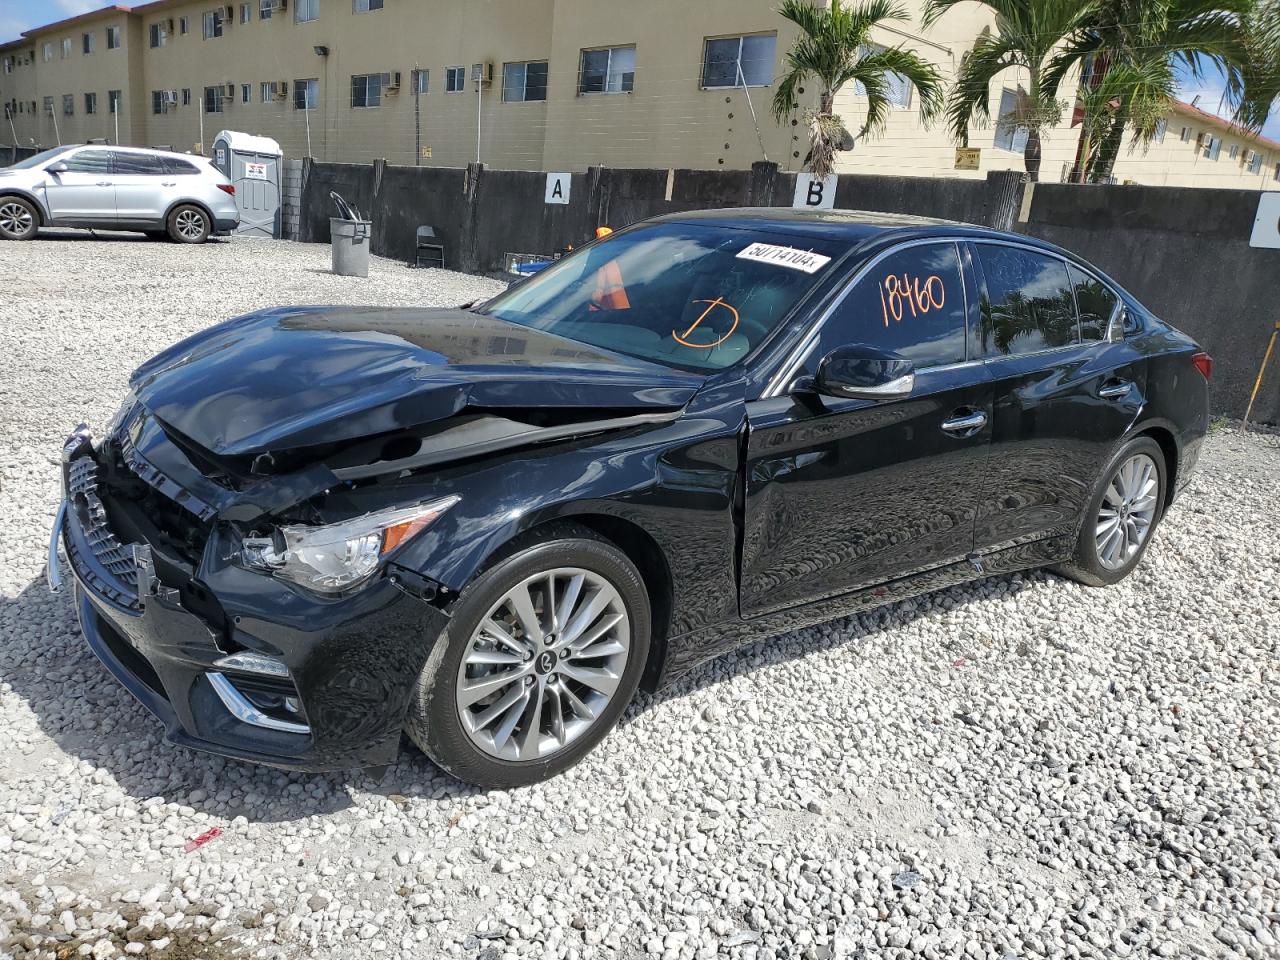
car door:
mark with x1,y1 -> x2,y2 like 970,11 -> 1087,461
740,239 -> 995,619
967,241 -> 1147,551
111,150 -> 170,223
42,148 -> 116,221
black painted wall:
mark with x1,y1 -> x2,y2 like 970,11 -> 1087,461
1017,183 -> 1280,425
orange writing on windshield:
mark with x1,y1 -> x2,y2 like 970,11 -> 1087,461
673,297 -> 740,349
879,273 -> 945,327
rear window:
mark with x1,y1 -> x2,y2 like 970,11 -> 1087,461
113,152 -> 167,175
165,157 -> 201,175
975,246 -> 1077,356
480,222 -> 847,372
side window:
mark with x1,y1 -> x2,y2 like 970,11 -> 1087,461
1067,264 -> 1117,342
113,152 -> 166,175
164,157 -> 200,175
60,149 -> 113,173
975,246 -> 1077,356
823,243 -> 968,368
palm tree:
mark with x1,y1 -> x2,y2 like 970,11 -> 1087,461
1046,0 -> 1270,182
772,0 -> 945,178
923,0 -> 1098,180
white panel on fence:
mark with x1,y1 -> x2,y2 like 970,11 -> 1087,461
793,174 -> 837,210
1249,193 -> 1280,249
545,172 -> 571,205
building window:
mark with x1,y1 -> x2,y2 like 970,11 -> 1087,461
42,42 -> 53,62
61,94 -> 74,116
1152,118 -> 1166,143
204,85 -> 225,113
294,78 -> 318,110
701,33 -> 776,88
42,96 -> 54,116
108,89 -> 121,114
150,23 -> 167,48
1202,134 -> 1221,160
579,45 -> 635,94
353,0 -> 384,11
61,38 -> 72,59
84,92 -> 97,114
351,73 -> 388,108
107,26 -> 121,48
241,83 -> 252,103
1247,151 -> 1262,174
1228,143 -> 1239,160
182,88 -> 191,105
260,0 -> 273,19
411,69 -> 429,94
260,81 -> 272,101
203,10 -> 224,39
445,66 -> 466,92
83,32 -> 95,54
993,88 -> 1029,153
853,44 -> 912,107
1274,162 -> 1280,182
241,3 -> 253,23
180,16 -> 189,34
502,61 -> 548,102
1179,125 -> 1192,142
2,57 -> 11,74
296,0 -> 319,23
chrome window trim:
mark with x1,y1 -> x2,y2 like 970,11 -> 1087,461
763,237 -> 967,398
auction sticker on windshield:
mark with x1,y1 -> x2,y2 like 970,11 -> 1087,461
736,242 -> 832,274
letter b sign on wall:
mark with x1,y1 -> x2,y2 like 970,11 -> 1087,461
793,173 -> 837,210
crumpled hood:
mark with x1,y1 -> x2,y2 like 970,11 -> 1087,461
130,306 -> 704,457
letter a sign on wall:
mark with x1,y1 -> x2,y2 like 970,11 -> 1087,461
793,173 -> 837,210
545,172 -> 571,205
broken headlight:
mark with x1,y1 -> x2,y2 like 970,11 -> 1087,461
241,496 -> 459,594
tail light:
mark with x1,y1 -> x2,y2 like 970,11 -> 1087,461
216,183 -> 235,196
1191,352 -> 1213,380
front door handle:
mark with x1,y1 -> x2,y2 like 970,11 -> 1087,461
1098,380 -> 1132,399
941,410 -> 988,434
161,182 -> 176,187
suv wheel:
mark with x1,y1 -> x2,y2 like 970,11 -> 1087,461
405,524 -> 650,787
1056,435 -> 1167,587
0,197 -> 39,240
167,204 -> 211,244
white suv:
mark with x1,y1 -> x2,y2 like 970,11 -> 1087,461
0,144 -> 240,243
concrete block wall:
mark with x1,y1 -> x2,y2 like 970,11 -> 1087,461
281,158 -> 304,241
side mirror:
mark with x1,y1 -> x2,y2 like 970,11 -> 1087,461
47,161 -> 69,174
808,344 -> 915,400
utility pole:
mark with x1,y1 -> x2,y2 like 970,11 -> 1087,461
414,68 -> 421,165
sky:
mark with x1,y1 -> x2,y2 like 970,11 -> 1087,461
4,0 -> 1279,140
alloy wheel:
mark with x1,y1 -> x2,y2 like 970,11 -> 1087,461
1095,452 -> 1159,570
455,567 -> 631,762
0,201 -> 33,236
175,209 -> 206,241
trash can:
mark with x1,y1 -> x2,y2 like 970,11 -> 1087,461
330,217 -> 371,277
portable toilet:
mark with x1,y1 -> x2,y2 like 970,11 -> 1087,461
211,130 -> 283,238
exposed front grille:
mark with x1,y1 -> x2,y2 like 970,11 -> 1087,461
67,455 -> 141,609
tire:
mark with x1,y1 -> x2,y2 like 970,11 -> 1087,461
0,197 -> 39,240
1056,435 -> 1167,587
405,524 -> 651,787
166,204 -> 211,244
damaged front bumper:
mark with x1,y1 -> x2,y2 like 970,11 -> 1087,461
48,423 -> 450,772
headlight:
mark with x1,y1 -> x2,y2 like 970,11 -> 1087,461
241,496 -> 459,594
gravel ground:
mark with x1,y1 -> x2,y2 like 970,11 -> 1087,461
2,232 -> 1279,960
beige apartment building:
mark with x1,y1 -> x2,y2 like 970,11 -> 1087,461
3,0 -> 1278,190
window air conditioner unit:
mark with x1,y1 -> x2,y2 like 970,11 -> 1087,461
225,6 -> 235,20
273,82 -> 288,100
472,62 -> 493,85
385,71 -> 401,92
1245,149 -> 1257,164
163,90 -> 178,104
272,0 -> 288,10
224,83 -> 236,98
167,18 -> 175,32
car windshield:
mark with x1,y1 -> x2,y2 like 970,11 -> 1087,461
479,222 -> 847,372
7,146 -> 77,170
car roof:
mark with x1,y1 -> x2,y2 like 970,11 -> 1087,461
65,143 -> 207,163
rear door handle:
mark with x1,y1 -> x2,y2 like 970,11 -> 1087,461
1099,380 -> 1132,399
96,181 -> 113,187
941,410 -> 988,434
161,182 -> 176,187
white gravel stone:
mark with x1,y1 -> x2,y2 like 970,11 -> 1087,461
2,233 -> 1279,959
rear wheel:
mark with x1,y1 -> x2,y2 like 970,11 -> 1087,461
0,197 -> 38,240
1056,435 -> 1166,586
405,525 -> 650,787
167,204 -> 210,243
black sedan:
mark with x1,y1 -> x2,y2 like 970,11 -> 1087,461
49,209 -> 1210,787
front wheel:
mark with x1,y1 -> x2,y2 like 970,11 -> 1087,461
167,204 -> 211,243
405,525 -> 650,787
0,197 -> 39,240
1056,435 -> 1166,587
